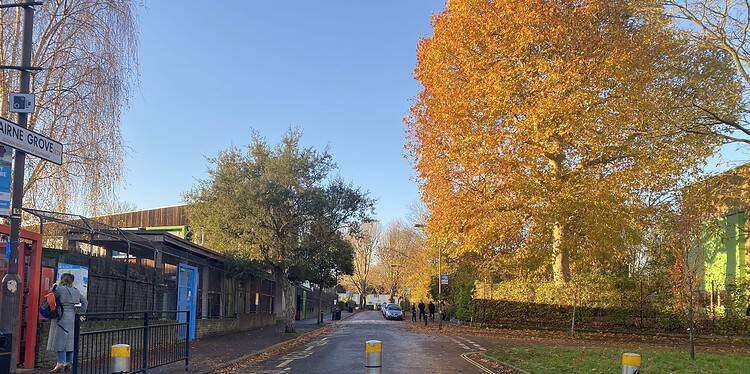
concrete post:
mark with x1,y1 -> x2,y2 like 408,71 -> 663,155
111,344 -> 131,374
364,340 -> 382,374
621,352 -> 641,374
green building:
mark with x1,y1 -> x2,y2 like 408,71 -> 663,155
692,164 -> 750,315
702,211 -> 746,292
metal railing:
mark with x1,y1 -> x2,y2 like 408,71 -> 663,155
72,311 -> 189,374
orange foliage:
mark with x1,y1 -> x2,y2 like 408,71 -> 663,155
407,0 -> 741,285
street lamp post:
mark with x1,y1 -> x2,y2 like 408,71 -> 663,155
437,242 -> 443,330
389,263 -> 398,303
0,2 -> 42,372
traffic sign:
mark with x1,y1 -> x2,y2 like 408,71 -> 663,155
8,93 -> 34,113
0,116 -> 62,164
440,273 -> 449,285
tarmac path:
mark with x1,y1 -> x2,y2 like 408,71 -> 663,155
245,311 -> 492,373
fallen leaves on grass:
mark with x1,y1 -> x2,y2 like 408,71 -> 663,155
486,345 -> 750,373
405,322 -> 750,354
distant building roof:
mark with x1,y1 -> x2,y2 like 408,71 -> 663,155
684,163 -> 750,216
91,204 -> 189,228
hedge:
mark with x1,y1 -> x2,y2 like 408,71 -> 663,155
472,299 -> 750,335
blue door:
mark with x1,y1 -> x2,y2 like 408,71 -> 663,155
177,263 -> 198,340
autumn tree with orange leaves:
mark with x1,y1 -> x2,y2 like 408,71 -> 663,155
407,0 -> 741,287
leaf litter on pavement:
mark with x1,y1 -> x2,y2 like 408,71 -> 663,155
214,326 -> 334,373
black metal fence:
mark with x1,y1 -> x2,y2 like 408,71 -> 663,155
72,311 -> 189,374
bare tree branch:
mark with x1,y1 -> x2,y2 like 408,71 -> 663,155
665,0 -> 750,144
0,0 -> 140,214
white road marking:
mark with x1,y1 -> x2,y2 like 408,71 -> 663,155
276,359 -> 293,368
460,352 -> 495,374
249,368 -> 291,374
449,337 -> 471,350
273,337 -> 330,367
456,336 -> 486,351
338,320 -> 397,325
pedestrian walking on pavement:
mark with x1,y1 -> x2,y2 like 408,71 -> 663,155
47,273 -> 88,373
411,304 -> 417,322
428,301 -> 436,321
418,300 -> 425,322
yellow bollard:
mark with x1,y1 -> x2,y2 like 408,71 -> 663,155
364,340 -> 382,374
621,352 -> 641,374
111,344 -> 131,374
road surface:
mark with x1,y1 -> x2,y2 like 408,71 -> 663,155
245,311 -> 492,373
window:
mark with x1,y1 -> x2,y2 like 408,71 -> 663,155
224,278 -> 236,317
258,278 -> 275,314
205,268 -> 223,318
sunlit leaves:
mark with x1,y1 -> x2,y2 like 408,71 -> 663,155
407,0 -> 741,287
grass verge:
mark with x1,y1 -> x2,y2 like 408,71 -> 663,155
485,345 -> 750,373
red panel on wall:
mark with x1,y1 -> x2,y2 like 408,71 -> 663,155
0,224 -> 42,369
40,267 -> 55,301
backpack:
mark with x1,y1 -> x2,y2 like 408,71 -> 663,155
39,285 -> 63,320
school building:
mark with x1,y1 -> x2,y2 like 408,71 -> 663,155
0,204 -> 331,368
685,164 -> 750,314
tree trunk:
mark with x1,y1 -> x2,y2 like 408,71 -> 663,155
275,270 -> 296,333
552,220 -> 570,285
687,262 -> 696,360
688,304 -> 695,360
548,148 -> 571,285
283,281 -> 296,333
360,280 -> 367,309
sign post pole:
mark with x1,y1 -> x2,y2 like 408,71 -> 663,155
438,246 -> 442,330
0,2 -> 37,372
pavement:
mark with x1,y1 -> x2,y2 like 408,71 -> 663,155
240,311 -> 493,373
29,311 -> 352,374
172,311 -> 352,373
31,311 -> 498,373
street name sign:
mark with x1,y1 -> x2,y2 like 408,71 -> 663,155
0,116 -> 62,164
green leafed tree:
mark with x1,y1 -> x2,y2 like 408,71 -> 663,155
185,129 -> 352,332
293,180 -> 373,323
293,234 -> 355,324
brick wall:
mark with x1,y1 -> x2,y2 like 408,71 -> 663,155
195,313 -> 275,338
35,320 -> 54,366
36,318 -> 156,367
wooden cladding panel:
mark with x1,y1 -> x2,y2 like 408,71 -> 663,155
96,205 -> 189,228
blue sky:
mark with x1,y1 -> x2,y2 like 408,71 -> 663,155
118,1 -> 446,223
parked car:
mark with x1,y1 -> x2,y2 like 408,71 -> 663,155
380,301 -> 388,314
382,302 -> 395,317
383,304 -> 403,320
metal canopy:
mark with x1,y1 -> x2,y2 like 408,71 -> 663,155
22,208 -> 229,271
22,207 -> 160,255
